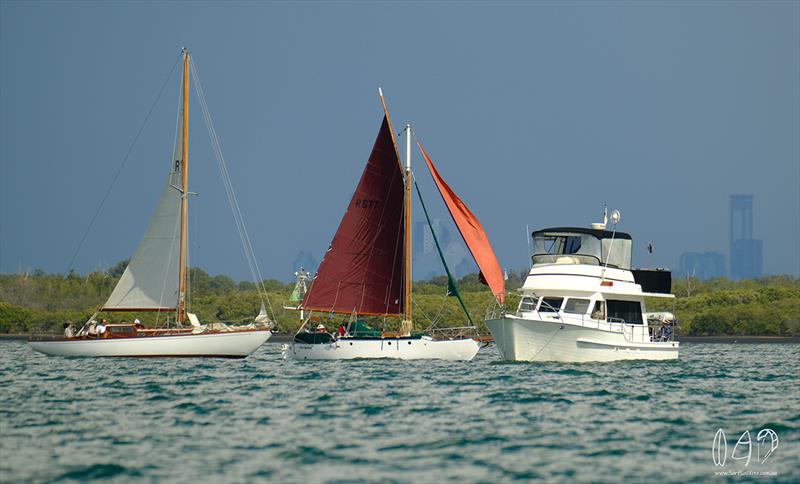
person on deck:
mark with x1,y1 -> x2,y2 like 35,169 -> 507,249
337,324 -> 345,337
96,319 -> 108,335
315,323 -> 326,333
591,302 -> 606,321
63,323 -> 75,338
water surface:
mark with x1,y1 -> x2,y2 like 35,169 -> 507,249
1,341 -> 798,482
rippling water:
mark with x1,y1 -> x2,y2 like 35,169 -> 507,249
1,341 -> 798,482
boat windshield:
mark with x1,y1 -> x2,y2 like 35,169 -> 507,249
532,231 -> 631,269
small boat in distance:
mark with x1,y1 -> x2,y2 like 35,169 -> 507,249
485,209 -> 679,362
283,90 -> 504,361
30,49 -> 272,358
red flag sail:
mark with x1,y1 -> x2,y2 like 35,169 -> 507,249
302,117 -> 406,316
418,142 -> 505,304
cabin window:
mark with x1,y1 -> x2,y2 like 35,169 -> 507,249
538,297 -> 563,313
601,239 -> 632,269
109,326 -> 133,334
591,301 -> 605,320
531,231 -> 632,269
519,297 -> 537,312
606,300 -> 643,324
564,236 -> 583,254
564,298 -> 591,314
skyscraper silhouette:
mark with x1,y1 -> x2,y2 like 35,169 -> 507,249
729,195 -> 762,279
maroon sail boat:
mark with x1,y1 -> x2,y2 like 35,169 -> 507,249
283,90 -> 500,361
300,115 -> 406,318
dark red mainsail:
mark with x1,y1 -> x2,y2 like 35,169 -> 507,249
302,116 -> 406,316
418,142 -> 505,304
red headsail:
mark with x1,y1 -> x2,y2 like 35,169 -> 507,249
302,116 -> 406,316
418,142 -> 505,304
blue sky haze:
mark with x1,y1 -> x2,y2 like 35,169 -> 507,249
1,1 -> 798,281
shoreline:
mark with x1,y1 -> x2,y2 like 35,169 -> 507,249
676,335 -> 800,344
2,333 -> 798,344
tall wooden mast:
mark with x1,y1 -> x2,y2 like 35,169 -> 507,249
377,88 -> 411,332
402,123 -> 412,334
177,49 -> 190,324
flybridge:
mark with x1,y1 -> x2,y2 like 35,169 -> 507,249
529,226 -> 672,295
531,227 -> 633,270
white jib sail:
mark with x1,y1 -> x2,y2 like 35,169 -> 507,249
102,169 -> 183,310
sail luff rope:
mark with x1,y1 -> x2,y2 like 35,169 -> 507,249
162,73 -> 184,327
63,55 -> 181,277
385,162 -> 406,321
189,61 -> 275,321
185,197 -> 191,318
379,128 -> 404,317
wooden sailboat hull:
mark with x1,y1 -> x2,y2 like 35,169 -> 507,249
29,330 -> 271,358
282,336 -> 479,361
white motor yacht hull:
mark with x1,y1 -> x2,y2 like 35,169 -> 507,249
486,316 -> 678,362
29,330 -> 271,358
282,336 -> 479,361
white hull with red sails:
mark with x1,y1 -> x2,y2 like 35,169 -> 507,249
283,336 -> 479,361
286,90 -> 505,362
30,329 -> 271,358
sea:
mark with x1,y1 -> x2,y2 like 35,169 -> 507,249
1,340 -> 798,483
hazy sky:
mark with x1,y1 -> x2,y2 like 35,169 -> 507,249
2,1 -> 798,281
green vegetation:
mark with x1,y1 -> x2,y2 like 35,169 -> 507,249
0,265 -> 797,336
647,275 -> 799,336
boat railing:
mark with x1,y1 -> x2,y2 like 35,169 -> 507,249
489,307 -> 665,344
430,326 -> 479,340
485,306 -> 505,320
572,316 -> 651,343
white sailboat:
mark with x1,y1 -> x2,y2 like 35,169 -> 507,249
283,90 -> 505,361
30,49 -> 272,358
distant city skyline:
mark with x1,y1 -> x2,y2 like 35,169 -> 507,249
2,2 -> 798,281
678,194 -> 769,280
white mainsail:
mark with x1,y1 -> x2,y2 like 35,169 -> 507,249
103,71 -> 187,312
102,168 -> 183,310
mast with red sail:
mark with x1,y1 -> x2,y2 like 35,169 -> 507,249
301,116 -> 406,316
418,142 -> 505,304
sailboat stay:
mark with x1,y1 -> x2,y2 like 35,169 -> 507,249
29,49 -> 272,358
282,89 -> 504,361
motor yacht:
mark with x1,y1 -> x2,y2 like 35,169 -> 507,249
485,210 -> 678,362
